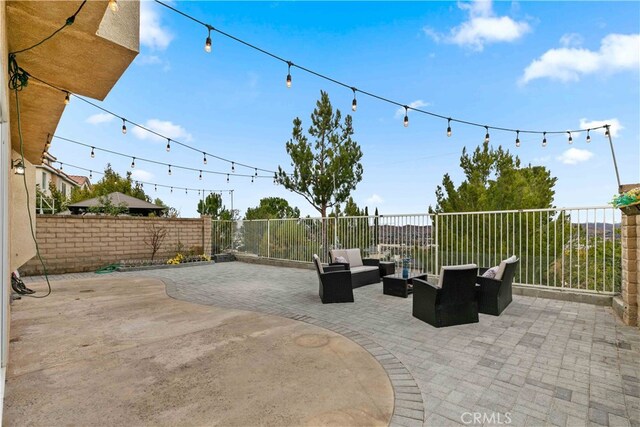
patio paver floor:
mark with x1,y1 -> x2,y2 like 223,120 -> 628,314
20,262 -> 640,426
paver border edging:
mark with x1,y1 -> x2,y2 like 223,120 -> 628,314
159,275 -> 426,427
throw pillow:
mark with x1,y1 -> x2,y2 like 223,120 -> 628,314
482,266 -> 499,279
335,256 -> 348,263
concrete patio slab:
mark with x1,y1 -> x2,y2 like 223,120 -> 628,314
4,276 -> 394,426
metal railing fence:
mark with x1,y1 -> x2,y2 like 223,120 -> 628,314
212,206 -> 621,294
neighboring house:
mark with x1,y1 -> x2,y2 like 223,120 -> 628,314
35,152 -> 91,199
68,192 -> 166,217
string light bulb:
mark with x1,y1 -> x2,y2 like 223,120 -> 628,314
226,174 -> 230,183
542,132 -> 547,147
351,87 -> 357,112
403,106 -> 409,128
109,0 -> 118,12
170,187 -> 173,194
185,188 -> 188,194
166,138 -> 171,152
567,131 -> 573,144
255,168 -> 258,177
168,165 -> 172,175
89,170 -> 93,179
122,119 -> 127,134
251,176 -> 254,183
90,147 -> 95,158
203,153 -> 207,165
154,184 -> 157,192
484,126 -> 490,143
205,26 -> 212,53
447,118 -> 452,137
515,131 -> 521,148
64,91 -> 70,105
199,170 -> 202,180
131,157 -> 136,169
605,125 -> 610,137
286,62 -> 292,88
59,163 -> 63,171
231,162 -> 235,172
586,129 -> 591,143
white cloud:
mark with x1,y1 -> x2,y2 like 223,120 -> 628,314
556,148 -> 594,165
367,194 -> 384,204
130,169 -> 154,182
579,118 -> 623,138
424,0 -> 530,51
132,119 -> 193,142
559,33 -> 583,48
140,1 -> 173,50
136,54 -> 163,65
521,33 -> 639,84
86,113 -> 114,125
395,100 -> 429,118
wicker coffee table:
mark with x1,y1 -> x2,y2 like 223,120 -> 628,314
383,273 -> 427,298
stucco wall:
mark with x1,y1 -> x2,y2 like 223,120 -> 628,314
21,215 -> 212,275
9,150 -> 37,272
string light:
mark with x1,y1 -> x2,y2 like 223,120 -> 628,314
515,130 -> 520,148
447,118 -> 452,137
251,176 -> 254,183
199,170 -> 202,180
59,163 -> 63,171
155,184 -> 157,191
351,87 -> 357,112
185,188 -> 188,194
542,132 -> 547,147
166,138 -> 171,152
204,25 -> 212,53
484,126 -> 490,143
567,131 -> 573,144
586,129 -> 591,143
286,61 -> 292,88
203,153 -> 207,165
64,91 -> 70,105
89,170 -> 92,179
226,174 -> 230,183
605,125 -> 610,137
170,187 -> 173,193
231,162 -> 235,172
109,0 -> 118,12
403,106 -> 409,127
168,165 -> 172,175
52,135 -> 273,180
122,119 -> 127,134
90,147 -> 95,158
131,157 -> 136,169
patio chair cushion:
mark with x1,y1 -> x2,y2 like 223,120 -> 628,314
345,249 -> 363,267
335,256 -> 348,263
350,265 -> 379,275
437,264 -> 478,287
481,266 -> 500,279
495,255 -> 517,280
313,254 -> 324,274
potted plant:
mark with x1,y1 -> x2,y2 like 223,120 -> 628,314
611,187 -> 640,215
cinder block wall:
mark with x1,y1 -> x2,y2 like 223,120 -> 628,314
20,215 -> 212,275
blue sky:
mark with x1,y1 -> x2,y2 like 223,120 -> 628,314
54,0 -> 640,217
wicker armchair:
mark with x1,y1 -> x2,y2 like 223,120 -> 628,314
412,264 -> 479,328
477,258 -> 519,316
312,254 -> 354,304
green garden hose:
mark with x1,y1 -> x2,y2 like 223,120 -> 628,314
95,264 -> 120,274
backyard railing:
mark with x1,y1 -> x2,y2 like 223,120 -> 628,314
212,206 -> 621,294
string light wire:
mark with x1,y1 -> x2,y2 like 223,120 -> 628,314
153,0 -> 609,140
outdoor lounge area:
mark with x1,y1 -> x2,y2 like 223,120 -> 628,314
8,262 -> 640,426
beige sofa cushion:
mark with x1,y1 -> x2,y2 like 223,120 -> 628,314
495,255 -> 517,280
437,264 -> 478,287
345,249 -> 363,267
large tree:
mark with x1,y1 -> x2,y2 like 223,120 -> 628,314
197,193 -> 234,219
434,142 -> 556,212
276,90 -> 364,218
69,164 -> 148,203
245,197 -> 300,220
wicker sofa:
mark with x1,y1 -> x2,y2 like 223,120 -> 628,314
329,249 -> 380,288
